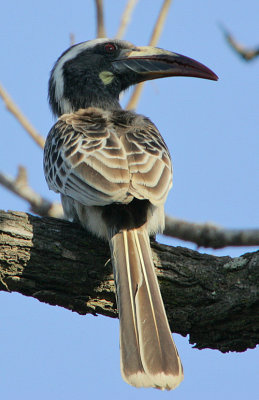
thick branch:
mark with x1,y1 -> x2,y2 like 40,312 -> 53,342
0,210 -> 258,353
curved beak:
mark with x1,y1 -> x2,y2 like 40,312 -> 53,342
112,46 -> 218,83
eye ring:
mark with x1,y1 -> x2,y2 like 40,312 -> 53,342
104,43 -> 116,53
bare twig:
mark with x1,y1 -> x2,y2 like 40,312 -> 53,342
0,83 -> 45,149
115,0 -> 139,39
0,167 -> 63,218
148,0 -> 172,46
164,215 -> 259,249
1,165 -> 258,250
126,0 -> 172,110
95,0 -> 106,38
69,32 -> 76,46
220,24 -> 259,61
2,166 -> 258,250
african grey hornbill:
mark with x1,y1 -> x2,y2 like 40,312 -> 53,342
44,38 -> 217,390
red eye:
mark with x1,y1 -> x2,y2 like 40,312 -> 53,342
104,43 -> 116,53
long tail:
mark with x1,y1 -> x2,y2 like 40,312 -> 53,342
109,227 -> 183,390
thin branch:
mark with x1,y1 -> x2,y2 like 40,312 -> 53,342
126,0 -> 172,110
115,0 -> 139,39
69,32 -> 76,46
220,24 -> 259,61
1,168 -> 258,248
0,167 -> 63,218
95,0 -> 106,38
125,82 -> 144,111
148,0 -> 172,46
0,83 -> 45,149
164,215 -> 259,249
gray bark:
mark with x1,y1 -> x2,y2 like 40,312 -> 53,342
0,210 -> 258,353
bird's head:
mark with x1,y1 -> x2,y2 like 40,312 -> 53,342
49,38 -> 218,116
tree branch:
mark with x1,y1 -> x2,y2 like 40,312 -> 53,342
1,210 -> 258,353
69,32 -> 76,46
0,83 -> 45,149
148,0 -> 172,46
220,24 -> 259,61
126,0 -> 172,110
164,215 -> 259,249
115,0 -> 139,39
1,169 -> 258,248
0,167 -> 63,218
95,0 -> 106,38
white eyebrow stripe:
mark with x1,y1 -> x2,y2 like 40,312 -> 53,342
52,39 -> 112,104
50,38 -> 135,114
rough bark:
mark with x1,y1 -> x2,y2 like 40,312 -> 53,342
0,210 -> 258,353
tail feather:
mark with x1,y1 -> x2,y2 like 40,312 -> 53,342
109,227 -> 183,390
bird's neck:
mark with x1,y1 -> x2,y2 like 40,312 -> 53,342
59,90 -> 122,115
83,93 -> 122,111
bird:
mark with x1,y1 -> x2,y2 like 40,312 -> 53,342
44,38 -> 218,390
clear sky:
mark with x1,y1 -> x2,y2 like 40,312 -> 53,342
0,1 -> 258,399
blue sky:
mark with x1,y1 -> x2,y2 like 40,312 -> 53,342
0,1 -> 258,399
